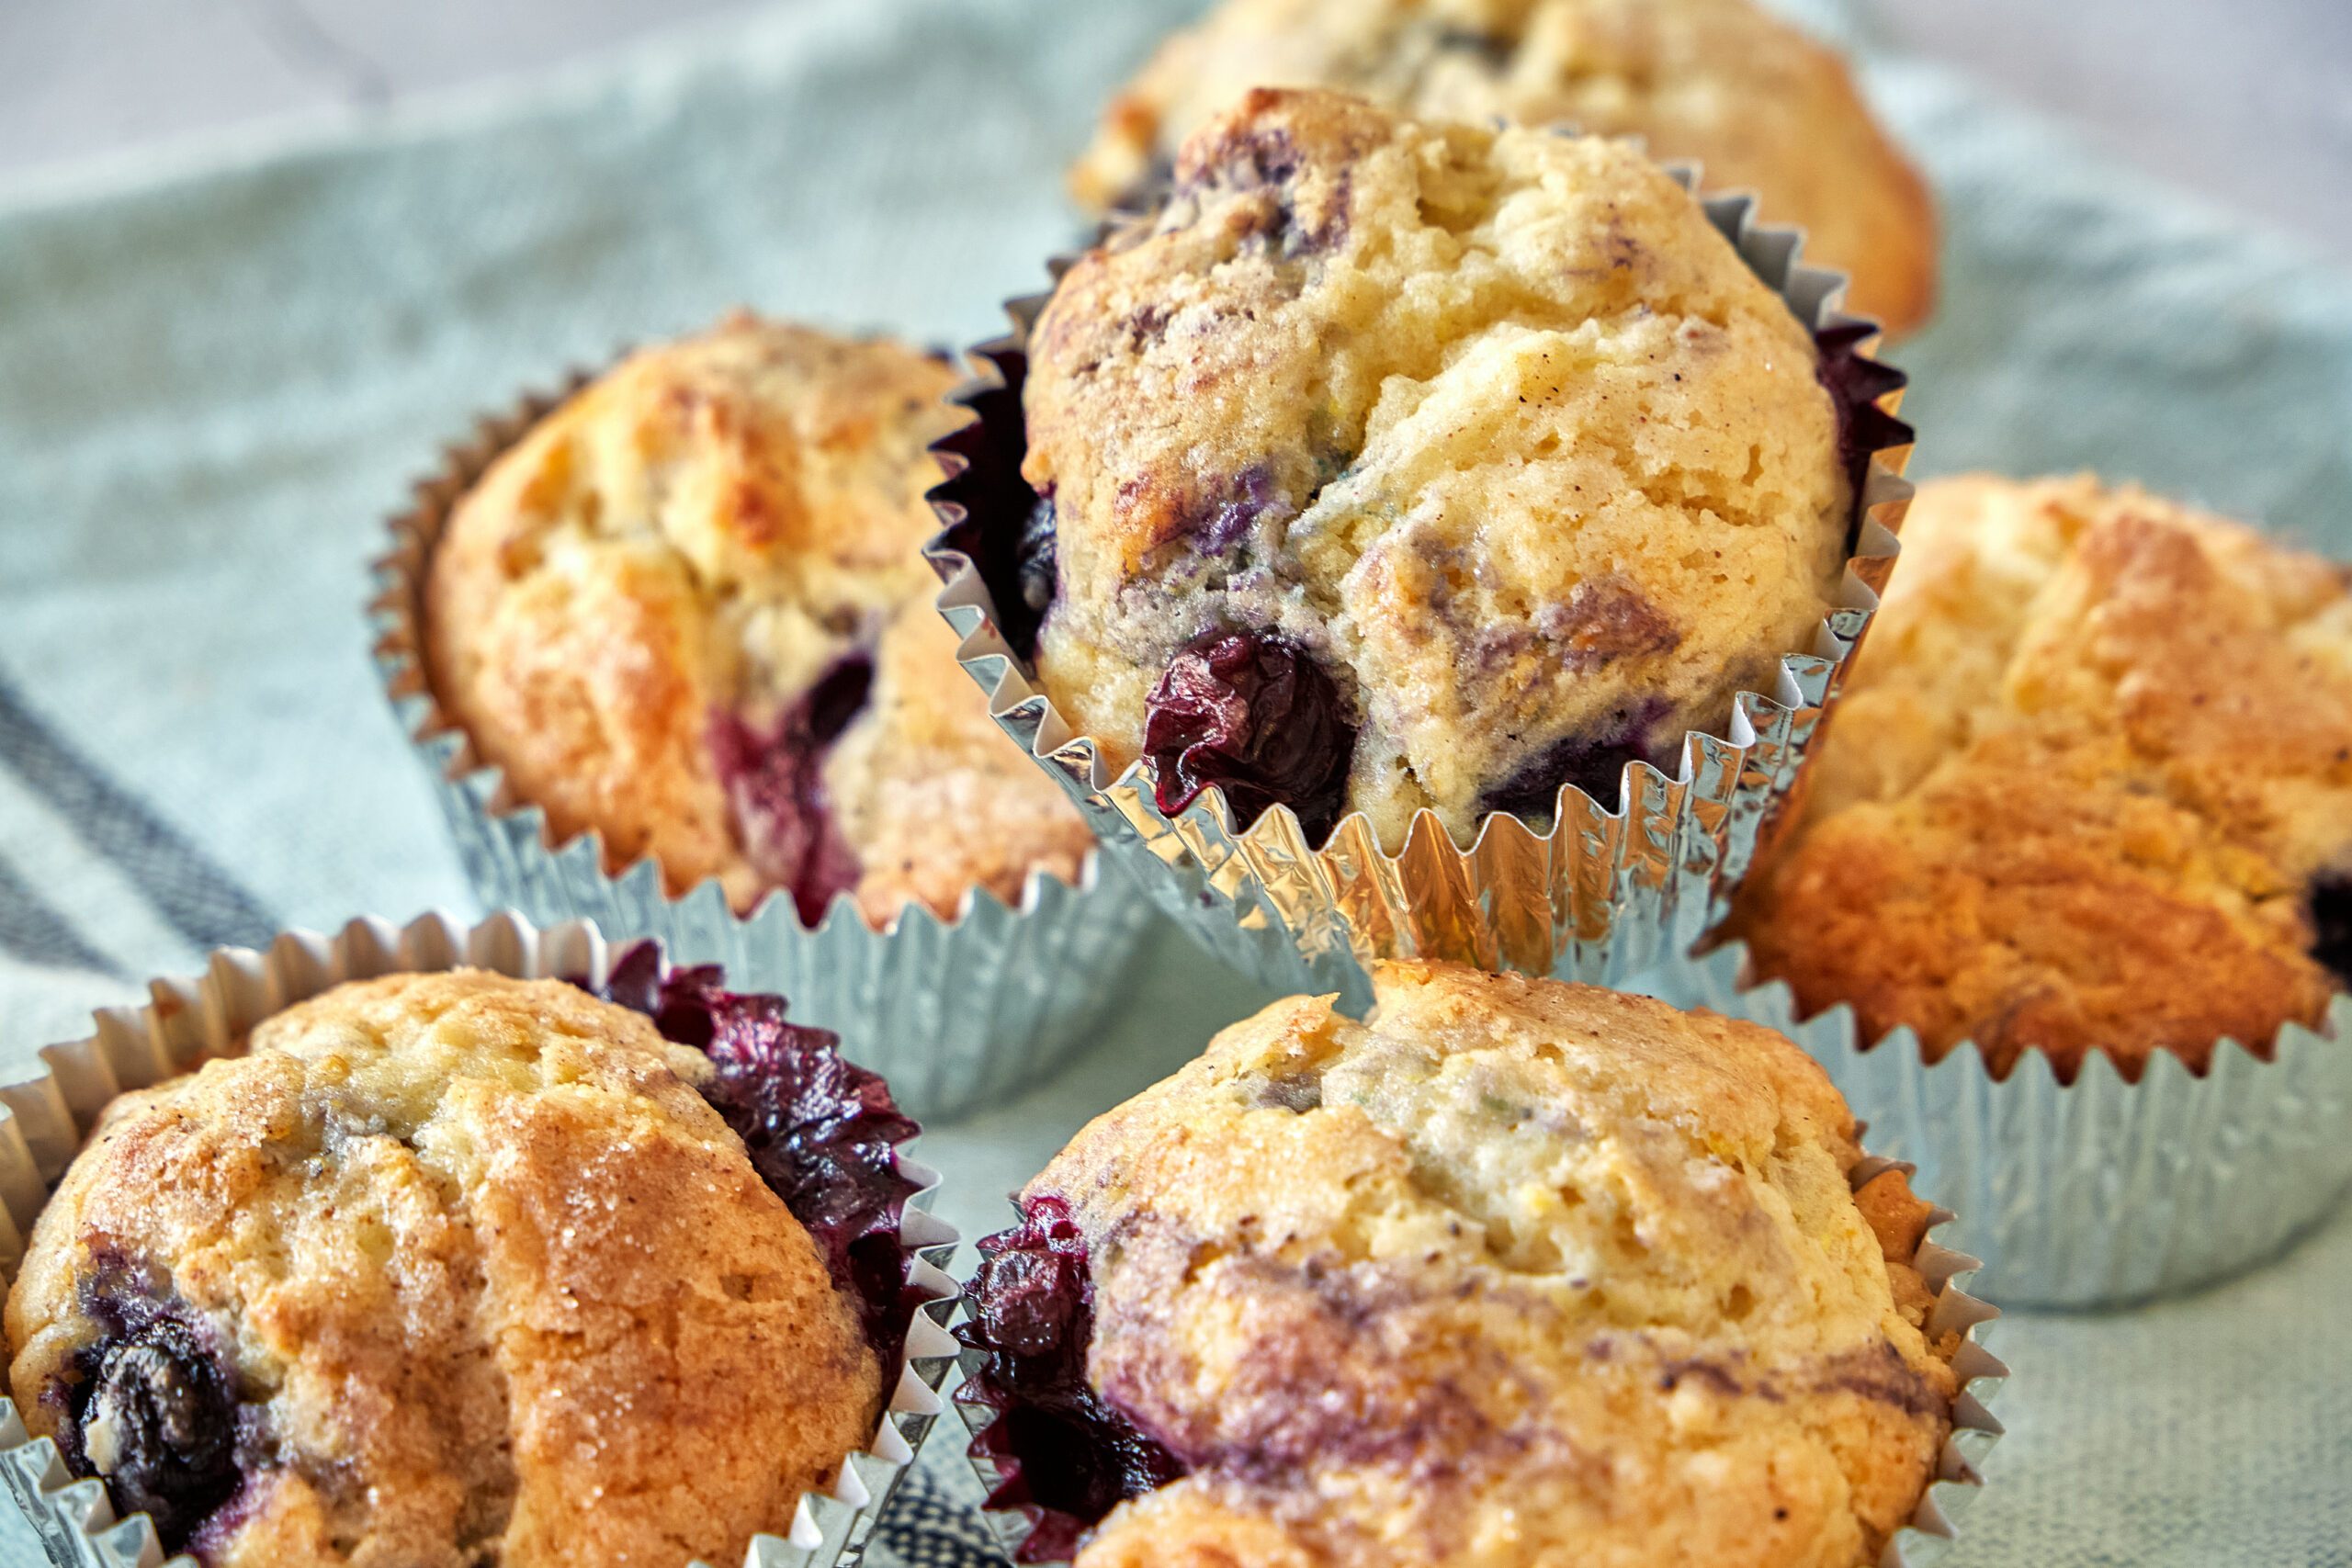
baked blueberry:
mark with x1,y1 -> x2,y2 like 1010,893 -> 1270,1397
53,1260 -> 243,1551
957,1197 -> 1184,1562
1016,491 -> 1061,620
1477,697 -> 1674,822
1144,632 -> 1355,842
708,653 -> 875,925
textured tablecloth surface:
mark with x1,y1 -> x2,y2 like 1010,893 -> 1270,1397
2,0 -> 2348,1562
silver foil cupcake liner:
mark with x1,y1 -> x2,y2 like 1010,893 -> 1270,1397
1652,941 -> 2352,1307
0,910 -> 964,1568
951,1155 -> 2008,1568
369,384 -> 1160,1122
926,170 -> 1913,1010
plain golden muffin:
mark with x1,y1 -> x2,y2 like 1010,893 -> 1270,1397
424,315 -> 1093,928
6,971 -> 886,1568
1736,474 -> 2352,1079
962,961 -> 1960,1568
1071,0 -> 1937,335
1024,88 -> 1856,849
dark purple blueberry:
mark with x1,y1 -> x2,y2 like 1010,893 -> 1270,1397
1184,464 -> 1288,555
1815,322 -> 1913,549
56,1261 -> 243,1551
1480,697 -> 1676,821
1432,24 -> 1513,66
582,949 -> 923,1367
1174,123 -> 1347,257
1177,124 -> 1301,197
707,651 -> 874,925
1115,303 -> 1172,352
1122,155 -> 1179,215
591,940 -> 707,1042
1533,581 -> 1683,671
2308,872 -> 2352,990
1017,490 -> 1059,618
1250,1075 -> 1323,1113
799,654 -> 875,747
956,1197 -> 1186,1562
1144,632 -> 1356,846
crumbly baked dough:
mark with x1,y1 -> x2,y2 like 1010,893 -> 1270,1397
425,314 -> 1091,925
1071,0 -> 1936,334
1736,473 -> 2352,1077
1029,959 -> 1957,1567
1031,88 -> 1850,846
6,971 -> 882,1568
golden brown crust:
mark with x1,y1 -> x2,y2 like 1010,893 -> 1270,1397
826,600 -> 1102,925
1035,961 -> 1955,1568
1070,0 -> 1936,334
1736,474 -> 2352,1077
6,971 -> 882,1568
424,314 -> 1092,923
1032,88 -> 1849,846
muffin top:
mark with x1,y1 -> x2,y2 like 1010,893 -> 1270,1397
1736,474 -> 2352,1078
1024,88 -> 1855,848
963,960 -> 1958,1568
6,969 -> 890,1568
1071,0 -> 1936,334
424,314 -> 1093,927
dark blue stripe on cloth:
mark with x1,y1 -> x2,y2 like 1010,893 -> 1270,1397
0,852 -> 124,977
0,671 -> 276,953
871,1470 -> 1005,1566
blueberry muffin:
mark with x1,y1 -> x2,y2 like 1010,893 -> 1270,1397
1735,474 -> 2352,1079
1023,88 -> 1868,849
1072,0 -> 1936,334
6,954 -> 923,1566
962,959 -> 1961,1567
425,314 -> 1093,927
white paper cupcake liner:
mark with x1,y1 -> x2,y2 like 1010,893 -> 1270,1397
369,389 -> 1160,1122
951,1156 -> 2007,1568
0,910 -> 964,1568
926,170 -> 1913,1011
1648,941 -> 2352,1308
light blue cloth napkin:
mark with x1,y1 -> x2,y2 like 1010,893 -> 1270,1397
1,1 -> 2348,1562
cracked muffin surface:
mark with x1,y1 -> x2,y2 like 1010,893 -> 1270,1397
424,314 -> 1093,927
1027,88 -> 1853,849
1735,473 -> 2352,1078
1071,0 -> 1936,334
6,970 -> 884,1568
966,959 -> 1958,1568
